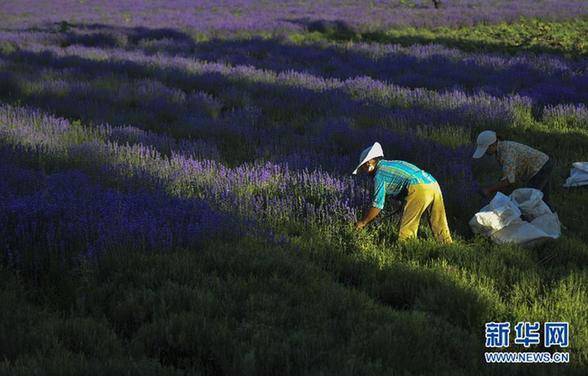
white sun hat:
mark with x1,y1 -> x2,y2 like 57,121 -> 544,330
352,142 -> 384,175
472,130 -> 497,159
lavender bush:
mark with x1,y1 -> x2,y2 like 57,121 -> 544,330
0,165 -> 229,274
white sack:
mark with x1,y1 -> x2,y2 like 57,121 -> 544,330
469,192 -> 522,236
563,162 -> 588,187
491,222 -> 551,245
470,188 -> 561,246
531,212 -> 561,239
510,188 -> 552,219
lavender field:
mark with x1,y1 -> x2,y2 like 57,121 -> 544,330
1,1 -> 588,375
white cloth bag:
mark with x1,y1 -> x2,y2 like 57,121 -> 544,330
563,162 -> 588,187
469,192 -> 522,236
469,188 -> 561,246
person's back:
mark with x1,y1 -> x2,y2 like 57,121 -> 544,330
375,160 -> 436,184
497,141 -> 549,184
373,160 -> 437,206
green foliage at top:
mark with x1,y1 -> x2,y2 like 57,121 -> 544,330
379,17 -> 588,57
293,17 -> 588,58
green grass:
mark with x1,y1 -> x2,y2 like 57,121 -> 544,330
289,17 -> 588,58
2,222 -> 587,374
0,238 -> 485,375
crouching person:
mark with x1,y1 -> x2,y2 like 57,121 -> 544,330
472,130 -> 554,208
353,142 -> 452,243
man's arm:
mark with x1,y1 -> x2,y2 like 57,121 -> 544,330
356,207 -> 382,229
483,147 -> 515,198
356,172 -> 384,230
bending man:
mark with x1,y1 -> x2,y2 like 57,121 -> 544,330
353,142 -> 452,243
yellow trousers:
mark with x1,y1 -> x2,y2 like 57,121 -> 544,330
398,182 -> 452,243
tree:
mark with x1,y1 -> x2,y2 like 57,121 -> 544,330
432,0 -> 441,8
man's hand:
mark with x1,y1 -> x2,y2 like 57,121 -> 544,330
355,207 -> 381,230
355,220 -> 366,230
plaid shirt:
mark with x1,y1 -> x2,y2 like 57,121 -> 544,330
497,141 -> 549,184
372,160 -> 436,209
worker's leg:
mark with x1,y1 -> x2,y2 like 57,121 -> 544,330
398,184 -> 433,241
527,158 -> 554,209
428,182 -> 453,244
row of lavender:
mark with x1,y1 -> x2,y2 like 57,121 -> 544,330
3,26 -> 588,108
0,162 -> 230,274
0,101 -> 371,217
1,0 -> 587,32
